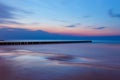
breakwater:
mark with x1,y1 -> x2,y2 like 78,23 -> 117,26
0,40 -> 92,45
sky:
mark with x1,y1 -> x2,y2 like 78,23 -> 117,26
0,0 -> 120,40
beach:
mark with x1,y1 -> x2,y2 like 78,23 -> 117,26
0,42 -> 120,80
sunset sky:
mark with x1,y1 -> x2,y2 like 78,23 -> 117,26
0,0 -> 120,40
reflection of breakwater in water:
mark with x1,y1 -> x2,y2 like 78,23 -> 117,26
0,45 -> 120,80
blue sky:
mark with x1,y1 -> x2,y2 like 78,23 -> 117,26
0,0 -> 120,40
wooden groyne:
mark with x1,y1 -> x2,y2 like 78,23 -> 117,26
0,40 -> 92,45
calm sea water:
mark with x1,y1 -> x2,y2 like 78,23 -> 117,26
0,40 -> 120,80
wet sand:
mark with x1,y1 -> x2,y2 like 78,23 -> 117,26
0,43 -> 120,80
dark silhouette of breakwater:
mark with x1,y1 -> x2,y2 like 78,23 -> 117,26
0,40 -> 92,45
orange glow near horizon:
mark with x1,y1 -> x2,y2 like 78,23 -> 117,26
0,24 -> 119,36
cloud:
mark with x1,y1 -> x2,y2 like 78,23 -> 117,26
0,27 -> 120,40
65,23 -> 81,27
0,27 -> 83,40
0,2 -> 30,25
83,15 -> 91,18
0,19 -> 23,25
53,19 -> 67,23
0,2 -> 15,19
93,27 -> 106,30
108,9 -> 120,18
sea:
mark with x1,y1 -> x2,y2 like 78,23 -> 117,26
0,40 -> 120,80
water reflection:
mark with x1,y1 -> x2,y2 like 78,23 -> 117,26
0,43 -> 120,80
